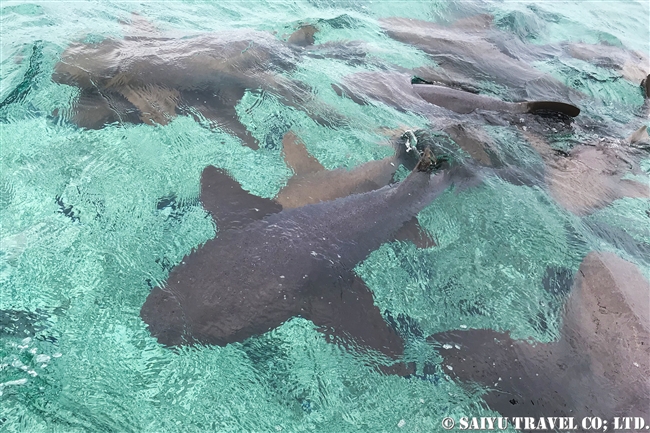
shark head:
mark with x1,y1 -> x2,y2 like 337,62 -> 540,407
140,287 -> 188,347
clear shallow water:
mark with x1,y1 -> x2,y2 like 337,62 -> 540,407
1,1 -> 649,432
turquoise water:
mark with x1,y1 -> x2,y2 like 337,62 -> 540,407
1,1 -> 649,432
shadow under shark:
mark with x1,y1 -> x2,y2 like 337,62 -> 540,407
140,147 -> 474,367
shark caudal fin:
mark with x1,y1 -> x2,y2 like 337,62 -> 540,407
523,100 -> 581,117
200,166 -> 282,231
412,83 -> 581,117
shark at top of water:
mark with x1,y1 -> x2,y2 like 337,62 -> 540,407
139,142 -> 478,368
51,15 -> 342,149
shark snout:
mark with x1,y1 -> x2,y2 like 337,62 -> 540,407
140,287 -> 188,347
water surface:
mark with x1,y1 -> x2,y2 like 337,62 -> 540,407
1,1 -> 648,431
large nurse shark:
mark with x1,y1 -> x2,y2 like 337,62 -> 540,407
140,146 -> 476,367
51,15 -> 340,149
430,251 -> 650,425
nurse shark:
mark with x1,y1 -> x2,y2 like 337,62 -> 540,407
519,74 -> 650,216
332,68 -> 648,217
51,15 -> 340,149
140,145 -> 478,369
430,251 -> 650,426
378,14 -> 582,102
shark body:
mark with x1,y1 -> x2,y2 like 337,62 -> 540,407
379,15 -> 581,102
52,21 -> 335,149
430,251 -> 650,425
140,148 -> 465,364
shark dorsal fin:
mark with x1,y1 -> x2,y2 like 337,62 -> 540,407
281,131 -> 325,176
449,13 -> 494,31
287,24 -> 318,47
120,12 -> 160,39
200,166 -> 282,231
628,125 -> 649,146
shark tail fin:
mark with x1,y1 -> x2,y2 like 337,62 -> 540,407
523,100 -> 581,117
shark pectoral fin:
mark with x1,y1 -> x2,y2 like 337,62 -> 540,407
200,166 -> 282,230
118,85 -> 179,126
331,83 -> 369,106
67,89 -> 141,129
180,90 -> 259,150
523,100 -> 581,117
489,166 -> 542,187
120,12 -> 159,39
428,329 -> 567,417
281,131 -> 324,176
444,124 -> 500,167
619,178 -> 650,199
393,216 -> 436,248
305,273 -> 408,371
66,89 -> 119,129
